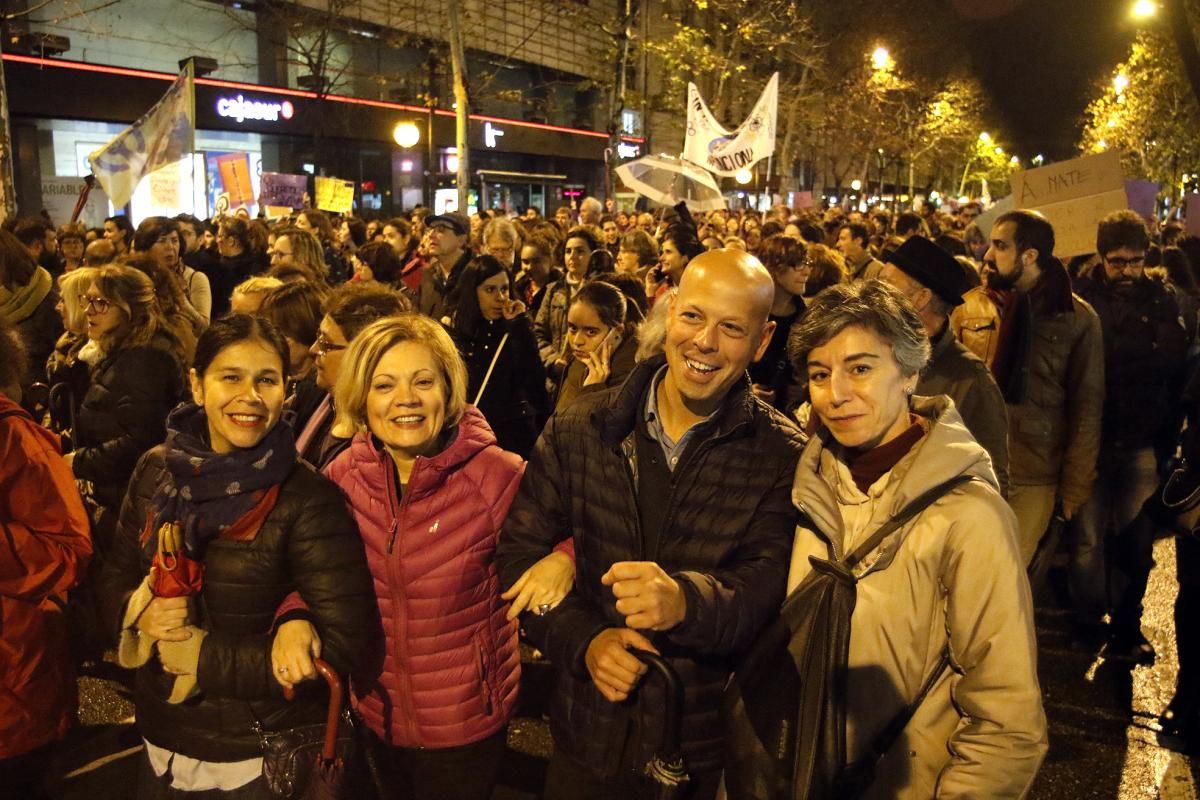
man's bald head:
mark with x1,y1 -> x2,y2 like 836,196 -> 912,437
663,248 -> 778,418
677,248 -> 775,331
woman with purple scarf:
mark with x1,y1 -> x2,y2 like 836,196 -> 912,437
99,314 -> 376,799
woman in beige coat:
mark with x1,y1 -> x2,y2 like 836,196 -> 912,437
786,280 -> 1047,799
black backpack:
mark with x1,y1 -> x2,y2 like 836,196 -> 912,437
722,474 -> 972,800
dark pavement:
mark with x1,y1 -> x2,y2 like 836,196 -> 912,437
38,536 -> 1200,799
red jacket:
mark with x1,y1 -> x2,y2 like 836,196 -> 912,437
0,395 -> 92,758
324,406 -> 523,748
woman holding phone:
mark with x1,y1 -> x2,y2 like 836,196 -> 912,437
554,281 -> 641,413
448,255 -> 550,457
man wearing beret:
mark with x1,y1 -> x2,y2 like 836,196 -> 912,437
418,211 -> 474,321
880,236 -> 1010,495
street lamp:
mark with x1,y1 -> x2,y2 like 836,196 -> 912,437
393,121 -> 421,148
1131,0 -> 1158,19
735,169 -> 753,185
979,131 -> 991,144
1114,72 -> 1130,95
851,179 -> 863,191
1033,154 -> 1045,166
871,46 -> 893,72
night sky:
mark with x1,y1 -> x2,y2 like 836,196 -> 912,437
957,0 -> 1138,160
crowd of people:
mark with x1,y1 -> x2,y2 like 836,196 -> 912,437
2,189 -> 1199,799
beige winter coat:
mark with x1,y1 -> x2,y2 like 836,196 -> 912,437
787,396 -> 1047,799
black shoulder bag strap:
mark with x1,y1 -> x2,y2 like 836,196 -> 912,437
835,473 -> 977,795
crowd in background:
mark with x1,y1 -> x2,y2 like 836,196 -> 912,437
4,190 -> 1200,799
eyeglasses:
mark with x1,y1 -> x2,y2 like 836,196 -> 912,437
82,295 -> 111,314
1105,255 -> 1145,270
313,333 -> 348,356
788,260 -> 815,271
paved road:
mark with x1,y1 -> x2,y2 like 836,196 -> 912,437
41,538 -> 1200,799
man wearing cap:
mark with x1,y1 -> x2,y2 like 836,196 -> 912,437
417,211 -> 473,321
879,236 -> 1010,495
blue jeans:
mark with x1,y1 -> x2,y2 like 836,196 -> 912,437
1067,447 -> 1160,627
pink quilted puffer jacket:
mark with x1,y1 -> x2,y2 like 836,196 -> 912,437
324,406 -> 524,748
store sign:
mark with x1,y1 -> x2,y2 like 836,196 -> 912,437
484,121 -> 505,148
216,94 -> 295,124
617,142 -> 641,159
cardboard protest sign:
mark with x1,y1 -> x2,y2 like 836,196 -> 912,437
315,176 -> 355,214
794,191 -> 815,210
1124,180 -> 1160,220
1011,151 -> 1126,257
1187,194 -> 1200,237
260,172 -> 308,209
974,195 -> 1015,237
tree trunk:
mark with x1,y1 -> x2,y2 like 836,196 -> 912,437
447,0 -> 470,214
0,38 -> 18,224
1167,0 -> 1200,109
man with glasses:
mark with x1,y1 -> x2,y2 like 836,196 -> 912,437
1072,210 -> 1187,656
417,212 -> 473,321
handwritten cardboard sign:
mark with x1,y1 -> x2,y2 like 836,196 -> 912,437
260,172 -> 308,209
1011,151 -> 1127,257
315,176 -> 355,214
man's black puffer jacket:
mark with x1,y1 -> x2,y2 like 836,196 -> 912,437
98,445 -> 379,762
72,344 -> 186,513
496,355 -> 805,778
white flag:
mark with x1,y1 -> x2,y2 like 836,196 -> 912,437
683,73 -> 778,176
88,64 -> 195,209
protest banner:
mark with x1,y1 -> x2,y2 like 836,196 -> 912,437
215,153 -> 255,209
88,63 -> 194,209
41,176 -> 109,228
683,73 -> 778,177
1011,151 -> 1127,257
315,176 -> 355,213
260,172 -> 308,209
794,190 -> 815,210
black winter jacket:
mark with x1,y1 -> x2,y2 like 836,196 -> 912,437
452,315 -> 550,458
1076,274 -> 1188,450
97,446 -> 378,762
72,344 -> 186,513
496,356 -> 805,777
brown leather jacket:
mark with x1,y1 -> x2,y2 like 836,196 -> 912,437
951,283 -> 1104,506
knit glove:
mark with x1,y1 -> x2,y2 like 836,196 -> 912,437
117,574 -> 158,669
156,626 -> 208,704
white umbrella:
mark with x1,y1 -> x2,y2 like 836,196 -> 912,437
615,154 -> 726,212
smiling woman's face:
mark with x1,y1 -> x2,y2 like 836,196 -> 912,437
805,324 -> 915,451
366,341 -> 448,459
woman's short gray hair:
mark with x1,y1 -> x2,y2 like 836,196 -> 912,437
788,280 -> 930,379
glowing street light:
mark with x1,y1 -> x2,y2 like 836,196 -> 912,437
1097,139 -> 1109,152
851,179 -> 863,191
979,131 -> 992,144
1114,72 -> 1130,95
871,46 -> 893,71
1131,0 -> 1158,20
1032,154 -> 1045,166
393,121 -> 421,148
735,169 -> 753,185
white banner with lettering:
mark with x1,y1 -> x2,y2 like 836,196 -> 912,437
683,73 -> 778,176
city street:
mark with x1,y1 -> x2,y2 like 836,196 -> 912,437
38,535 -> 1200,800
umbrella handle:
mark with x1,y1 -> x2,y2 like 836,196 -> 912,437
632,649 -> 684,756
282,658 -> 344,763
